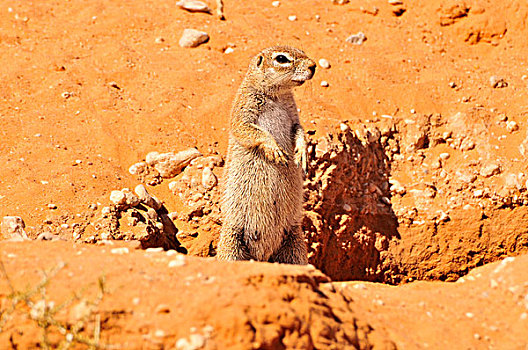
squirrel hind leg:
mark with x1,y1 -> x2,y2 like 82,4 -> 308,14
269,226 -> 308,265
216,226 -> 253,261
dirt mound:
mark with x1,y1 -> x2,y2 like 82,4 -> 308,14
2,241 -> 527,349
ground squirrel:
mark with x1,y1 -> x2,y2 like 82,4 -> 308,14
217,46 -> 316,264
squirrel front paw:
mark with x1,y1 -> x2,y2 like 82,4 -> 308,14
261,138 -> 288,165
294,137 -> 307,174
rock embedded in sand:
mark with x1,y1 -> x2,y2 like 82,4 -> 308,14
135,184 -> 163,210
346,31 -> 366,45
480,164 -> 501,178
129,162 -> 148,175
318,58 -> 331,69
201,167 -> 217,190
110,247 -> 129,255
110,190 -> 127,206
490,76 -> 508,88
123,189 -> 141,207
146,152 -> 160,166
179,29 -> 210,48
148,148 -> 202,178
506,121 -> 519,132
1,216 -> 28,240
175,333 -> 205,350
176,0 -> 211,13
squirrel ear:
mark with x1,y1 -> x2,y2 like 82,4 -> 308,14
256,55 -> 263,67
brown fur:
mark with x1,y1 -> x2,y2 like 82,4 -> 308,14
216,46 -> 316,264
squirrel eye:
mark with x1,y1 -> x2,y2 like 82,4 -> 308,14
275,54 -> 291,64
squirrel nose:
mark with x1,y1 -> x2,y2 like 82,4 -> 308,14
308,64 -> 316,77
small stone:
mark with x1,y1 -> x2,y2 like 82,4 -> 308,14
439,153 -> 450,160
342,203 -> 352,211
155,37 -> 165,44
332,0 -> 350,4
110,190 -> 127,206
389,179 -> 406,195
155,304 -> 171,314
1,216 -> 28,240
101,206 -> 112,215
288,15 -> 297,21
37,232 -> 55,241
146,152 -> 160,166
465,312 -> 474,318
340,123 -> 349,131
272,1 -> 280,7
506,121 -> 519,132
224,47 -> 234,54
320,81 -> 329,87
179,29 -> 209,48
146,247 -> 164,253
123,189 -> 141,207
176,0 -> 211,13
201,167 -> 218,190
129,162 -> 148,175
135,185 -> 163,210
61,91 -> 72,99
388,0 -> 403,4
154,329 -> 166,338
490,76 -> 508,88
436,211 -> 450,223
480,164 -> 501,178
48,203 -> 58,210
146,208 -> 158,221
318,58 -> 330,69
473,189 -> 484,198
169,255 -> 186,267
457,172 -> 477,184
152,149 -> 202,178
346,32 -> 366,45
111,247 -> 129,255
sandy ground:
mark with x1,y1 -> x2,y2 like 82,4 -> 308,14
1,0 -> 528,348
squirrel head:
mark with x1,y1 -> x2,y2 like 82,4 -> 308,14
247,46 -> 316,92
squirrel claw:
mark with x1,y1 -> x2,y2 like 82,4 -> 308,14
294,150 -> 308,174
261,137 -> 288,165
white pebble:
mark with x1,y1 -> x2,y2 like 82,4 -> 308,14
506,121 -> 519,132
111,248 -> 129,255
318,58 -> 330,69
272,1 -> 280,7
179,29 -> 209,48
288,15 -> 297,21
473,189 -> 484,198
439,153 -> 450,160
145,247 -> 164,253
169,255 -> 186,267
320,81 -> 329,87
